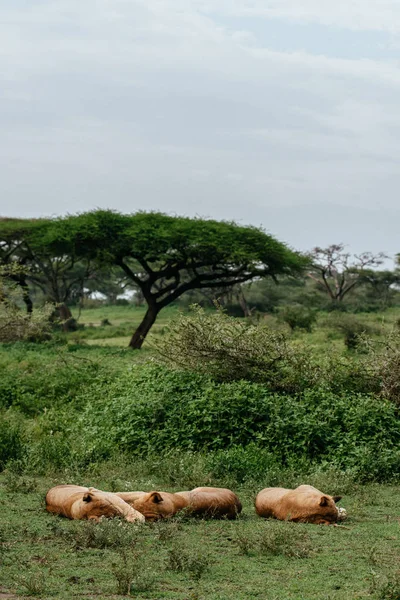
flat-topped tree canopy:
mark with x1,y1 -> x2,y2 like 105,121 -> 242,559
45,209 -> 306,348
0,217 -> 49,255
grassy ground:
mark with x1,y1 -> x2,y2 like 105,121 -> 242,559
69,305 -> 180,348
0,472 -> 399,599
67,304 -> 400,349
2,305 -> 400,598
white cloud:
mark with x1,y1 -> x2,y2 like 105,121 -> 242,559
195,0 -> 400,34
0,0 -> 399,258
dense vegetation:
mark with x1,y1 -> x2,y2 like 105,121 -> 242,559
1,307 -> 399,484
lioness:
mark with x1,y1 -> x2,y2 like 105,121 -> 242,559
117,487 -> 242,521
45,485 -> 145,523
255,485 -> 342,525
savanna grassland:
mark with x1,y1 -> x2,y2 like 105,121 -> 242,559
1,305 -> 400,599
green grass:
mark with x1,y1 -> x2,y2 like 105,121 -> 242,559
66,304 -> 400,350
67,304 -> 181,347
2,305 -> 400,598
0,472 -> 399,599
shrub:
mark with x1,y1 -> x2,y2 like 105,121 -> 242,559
153,305 -> 320,391
167,544 -> 210,581
326,313 -> 376,350
0,269 -> 53,342
70,519 -> 141,550
0,299 -> 53,343
206,445 -> 284,484
3,471 -> 38,493
362,330 -> 400,405
341,445 -> 400,484
112,550 -> 157,595
258,522 -> 311,558
0,345 -> 107,415
72,364 -> 400,481
277,305 -> 317,332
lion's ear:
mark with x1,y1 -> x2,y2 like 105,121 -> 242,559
332,496 -> 342,504
150,492 -> 163,504
319,496 -> 329,507
83,493 -> 93,503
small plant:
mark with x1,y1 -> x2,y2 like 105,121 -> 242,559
112,550 -> 156,595
367,544 -> 380,566
234,528 -> 256,556
0,525 -> 12,563
109,477 -> 133,493
258,523 -> 311,558
71,519 -> 140,550
167,544 -> 210,581
375,572 -> 400,599
19,571 -> 46,596
155,520 -> 182,543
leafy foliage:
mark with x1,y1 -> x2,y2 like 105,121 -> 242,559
362,329 -> 400,405
327,313 -> 377,350
1,326 -> 399,482
41,210 -> 306,346
57,364 -> 400,481
0,269 -> 53,342
154,305 -> 320,389
277,304 -> 318,332
0,343 -> 104,415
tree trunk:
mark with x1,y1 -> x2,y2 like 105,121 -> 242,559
58,303 -> 78,332
21,283 -> 33,314
129,305 -> 159,349
9,274 -> 33,313
237,287 -> 251,317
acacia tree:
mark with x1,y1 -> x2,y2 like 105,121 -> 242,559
0,218 -> 92,329
307,244 -> 386,304
47,210 -> 306,348
358,270 -> 400,309
0,218 -> 45,313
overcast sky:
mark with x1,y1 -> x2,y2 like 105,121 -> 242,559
1,1 -> 399,263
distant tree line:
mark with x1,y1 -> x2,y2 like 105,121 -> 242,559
1,210 -> 398,347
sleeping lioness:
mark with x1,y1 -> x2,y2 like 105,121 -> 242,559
117,487 -> 242,521
45,485 -> 145,523
255,485 -> 343,525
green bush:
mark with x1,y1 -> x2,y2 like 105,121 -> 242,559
277,305 -> 317,332
0,271 -> 53,343
153,305 -> 321,391
68,364 -> 400,481
326,313 -> 377,350
0,344 -> 108,415
362,330 -> 400,406
1,339 -> 398,483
